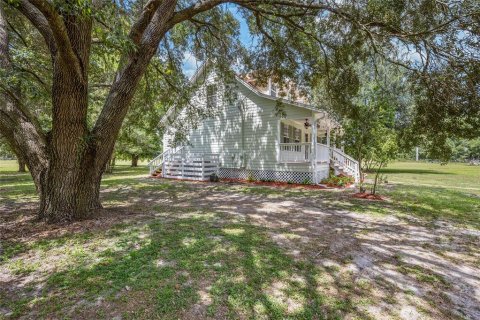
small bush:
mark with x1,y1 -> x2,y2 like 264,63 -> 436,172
320,175 -> 354,187
209,173 -> 219,182
301,179 -> 312,185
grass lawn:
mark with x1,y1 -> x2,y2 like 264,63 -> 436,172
0,160 -> 479,319
377,161 -> 480,229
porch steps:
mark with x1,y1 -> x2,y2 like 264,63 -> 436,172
151,168 -> 162,177
148,152 -> 220,181
329,148 -> 360,183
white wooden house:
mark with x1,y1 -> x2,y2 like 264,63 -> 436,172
148,63 -> 359,184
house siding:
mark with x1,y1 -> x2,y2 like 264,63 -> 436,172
163,69 -> 330,182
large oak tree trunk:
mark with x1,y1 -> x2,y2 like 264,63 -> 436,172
35,12 -> 98,222
39,157 -> 103,222
0,0 -> 182,223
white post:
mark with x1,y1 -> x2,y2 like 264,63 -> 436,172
181,158 -> 185,178
416,147 -> 419,161
326,126 -> 331,148
311,113 -> 318,184
276,120 -> 281,163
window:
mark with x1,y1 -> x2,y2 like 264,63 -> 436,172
206,84 -> 217,108
294,128 -> 301,143
281,122 -> 301,145
318,132 -> 327,144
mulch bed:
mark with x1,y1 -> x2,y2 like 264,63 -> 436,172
352,192 -> 385,201
322,182 -> 355,188
151,175 -> 359,190
219,178 -> 328,189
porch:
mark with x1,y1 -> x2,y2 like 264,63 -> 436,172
278,115 -> 340,164
278,116 -> 360,183
279,143 -> 330,163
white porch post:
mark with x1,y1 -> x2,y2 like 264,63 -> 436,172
326,126 -> 331,148
276,120 -> 281,163
341,128 -> 345,152
311,113 -> 318,183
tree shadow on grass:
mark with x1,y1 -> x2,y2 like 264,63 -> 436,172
146,181 -> 479,319
1,215 -> 472,320
338,184 -> 480,230
1,212 -> 378,319
0,171 -> 33,182
0,170 -> 37,202
2,175 -> 479,319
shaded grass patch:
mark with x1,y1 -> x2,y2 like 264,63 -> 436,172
1,213 -> 369,319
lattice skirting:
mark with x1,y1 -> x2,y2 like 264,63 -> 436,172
218,168 -> 316,184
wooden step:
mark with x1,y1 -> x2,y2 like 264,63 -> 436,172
151,168 -> 162,177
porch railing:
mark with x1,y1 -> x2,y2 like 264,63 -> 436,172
279,143 -> 311,162
147,146 -> 184,175
162,153 -> 220,181
316,143 -> 330,162
278,142 -> 360,183
279,143 -> 332,163
330,148 -> 360,182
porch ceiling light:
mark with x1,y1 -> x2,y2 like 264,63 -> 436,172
304,118 -> 311,129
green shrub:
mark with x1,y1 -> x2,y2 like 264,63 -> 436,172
320,175 -> 354,187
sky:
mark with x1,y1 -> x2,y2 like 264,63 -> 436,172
182,6 -> 253,77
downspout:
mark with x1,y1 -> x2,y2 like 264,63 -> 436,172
312,111 -> 327,184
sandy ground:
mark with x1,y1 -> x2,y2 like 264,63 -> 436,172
168,182 -> 480,320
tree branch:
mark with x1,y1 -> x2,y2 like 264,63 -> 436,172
26,0 -> 84,77
0,3 -> 48,187
128,0 -> 164,45
171,0 -> 225,24
92,0 -> 178,167
2,0 -> 56,53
